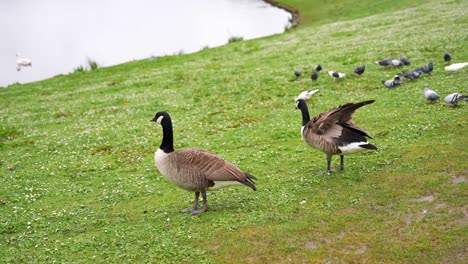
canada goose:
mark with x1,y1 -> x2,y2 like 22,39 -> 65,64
295,93 -> 377,173
151,111 -> 257,215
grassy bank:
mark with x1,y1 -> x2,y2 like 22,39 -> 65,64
1,0 -> 467,262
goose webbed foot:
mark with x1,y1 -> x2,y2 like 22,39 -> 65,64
180,191 -> 208,215
190,205 -> 208,215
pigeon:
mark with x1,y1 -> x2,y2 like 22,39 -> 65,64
443,52 -> 452,63
314,64 -> 322,72
400,56 -> 411,65
328,71 -> 346,80
295,89 -> 319,101
445,62 -> 468,72
353,65 -> 366,75
423,86 -> 440,102
444,93 -> 467,106
311,71 -> 318,81
398,69 -> 423,80
420,62 -> 433,74
390,59 -> 404,67
382,75 -> 403,89
294,70 -> 302,77
375,58 -> 393,66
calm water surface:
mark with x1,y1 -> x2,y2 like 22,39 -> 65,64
0,0 -> 291,87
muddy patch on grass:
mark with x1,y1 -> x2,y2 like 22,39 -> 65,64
411,195 -> 435,202
452,175 -> 466,184
305,241 -> 318,250
446,169 -> 467,184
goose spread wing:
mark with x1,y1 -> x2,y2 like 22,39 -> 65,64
310,100 -> 375,137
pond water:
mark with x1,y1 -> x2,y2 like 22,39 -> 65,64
0,0 -> 291,87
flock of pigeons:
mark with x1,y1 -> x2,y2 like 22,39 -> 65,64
294,51 -> 467,106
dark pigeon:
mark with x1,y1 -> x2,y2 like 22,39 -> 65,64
353,65 -> 366,75
314,64 -> 322,72
294,70 -> 302,77
400,56 -> 411,65
420,62 -> 433,74
444,52 -> 452,63
311,71 -> 318,81
398,69 -> 423,80
375,58 -> 393,66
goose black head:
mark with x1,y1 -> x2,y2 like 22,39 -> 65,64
151,111 -> 170,124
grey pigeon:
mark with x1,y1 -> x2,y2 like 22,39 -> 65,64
328,71 -> 345,80
444,93 -> 467,106
400,56 -> 411,65
420,62 -> 433,74
294,70 -> 302,77
353,65 -> 366,75
398,69 -> 423,80
311,71 -> 318,81
375,58 -> 393,66
382,75 -> 403,89
390,59 -> 404,67
314,64 -> 322,72
423,86 -> 440,102
444,52 -> 452,63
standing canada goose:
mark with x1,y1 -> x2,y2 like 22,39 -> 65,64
295,93 -> 377,173
151,111 -> 256,215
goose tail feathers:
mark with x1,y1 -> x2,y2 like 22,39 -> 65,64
241,173 -> 257,191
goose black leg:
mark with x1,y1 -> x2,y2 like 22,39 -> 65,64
191,191 -> 208,215
180,191 -> 200,214
339,155 -> 344,171
326,154 -> 333,174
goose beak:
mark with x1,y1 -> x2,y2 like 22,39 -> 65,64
150,117 -> 157,122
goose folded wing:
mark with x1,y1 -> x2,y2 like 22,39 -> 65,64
186,150 -> 246,182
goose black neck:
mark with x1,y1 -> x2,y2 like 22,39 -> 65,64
296,99 -> 311,126
160,114 -> 175,153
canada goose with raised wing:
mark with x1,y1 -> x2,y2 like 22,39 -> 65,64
295,92 -> 377,173
151,111 -> 256,215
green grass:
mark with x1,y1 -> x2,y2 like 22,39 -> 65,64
1,0 -> 467,262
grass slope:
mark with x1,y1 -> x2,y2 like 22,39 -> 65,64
1,0 -> 467,263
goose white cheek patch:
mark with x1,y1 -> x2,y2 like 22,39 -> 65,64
156,116 -> 164,124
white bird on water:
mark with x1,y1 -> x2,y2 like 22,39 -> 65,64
16,52 -> 32,71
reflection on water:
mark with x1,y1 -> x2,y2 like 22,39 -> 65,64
0,0 -> 291,87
